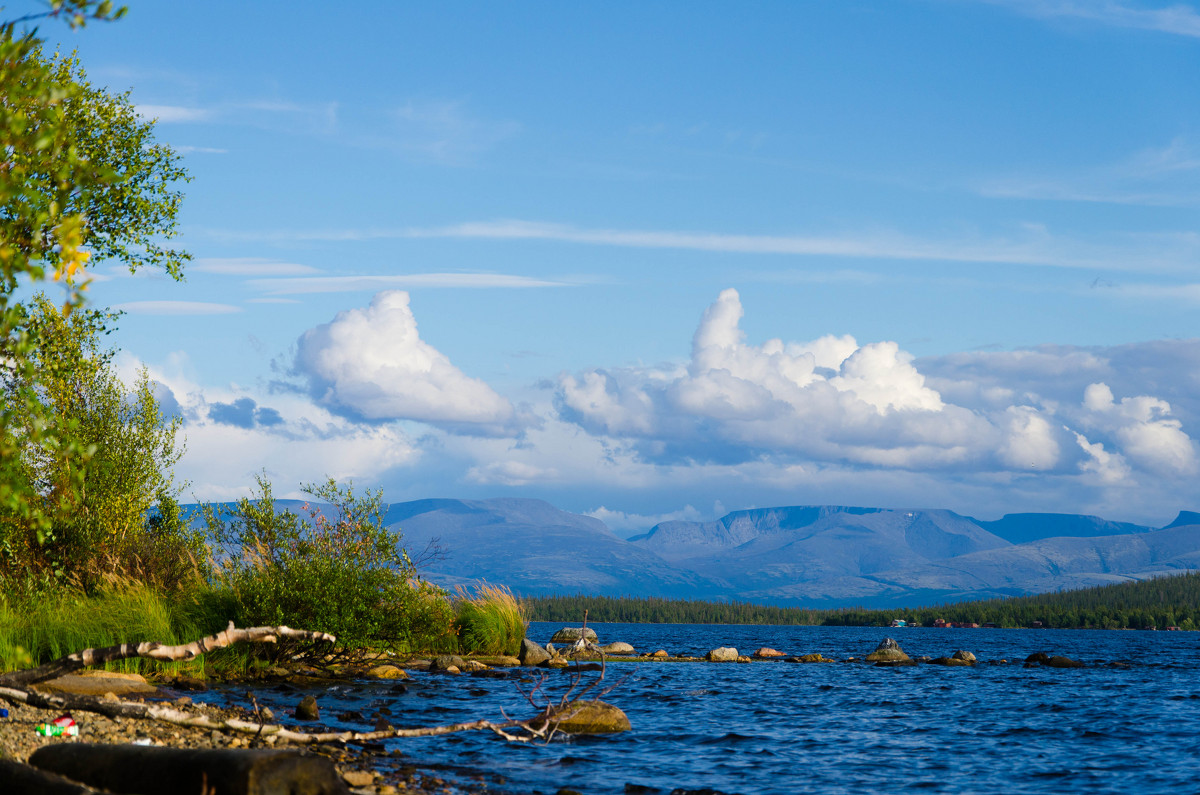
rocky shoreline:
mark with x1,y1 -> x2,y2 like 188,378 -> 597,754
0,629 -> 1109,795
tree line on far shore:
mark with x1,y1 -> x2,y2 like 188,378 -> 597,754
524,573 -> 1200,630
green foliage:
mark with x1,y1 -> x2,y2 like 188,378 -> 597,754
0,579 -> 219,676
0,15 -> 188,536
206,475 -> 458,654
455,583 -> 525,656
0,296 -> 194,591
525,573 -> 1200,630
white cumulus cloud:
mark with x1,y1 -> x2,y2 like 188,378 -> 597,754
555,289 -> 1199,487
294,291 -> 516,432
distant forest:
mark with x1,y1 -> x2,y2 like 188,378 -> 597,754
524,572 -> 1200,630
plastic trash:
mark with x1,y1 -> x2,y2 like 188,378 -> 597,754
36,713 -> 78,737
0,708 -> 9,718
132,737 -> 154,746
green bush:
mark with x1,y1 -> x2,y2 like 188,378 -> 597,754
206,475 -> 457,654
455,583 -> 526,656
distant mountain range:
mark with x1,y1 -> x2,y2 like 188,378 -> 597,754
194,497 -> 1200,607
376,499 -> 1200,607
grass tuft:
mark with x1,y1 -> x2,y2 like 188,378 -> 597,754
454,583 -> 526,656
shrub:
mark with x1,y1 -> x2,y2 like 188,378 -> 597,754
455,583 -> 526,656
206,475 -> 457,654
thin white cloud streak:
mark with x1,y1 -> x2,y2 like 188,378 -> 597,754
250,272 -> 567,295
389,100 -> 521,165
112,300 -> 242,315
978,138 -> 1200,207
1092,282 -> 1200,303
208,219 -> 1200,273
174,145 -> 229,155
192,258 -> 321,276
136,104 -> 213,123
986,0 -> 1200,37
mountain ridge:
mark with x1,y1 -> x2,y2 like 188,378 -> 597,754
188,496 -> 1198,608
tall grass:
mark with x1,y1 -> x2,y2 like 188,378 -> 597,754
454,583 -> 526,656
0,579 -> 233,677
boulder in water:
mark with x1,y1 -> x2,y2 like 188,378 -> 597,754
295,695 -> 319,721
551,627 -> 599,643
430,654 -> 466,672
601,641 -> 635,655
705,647 -> 738,662
788,653 -> 835,664
865,637 -> 911,663
753,648 -> 785,658
519,638 -> 551,666
532,699 -> 631,734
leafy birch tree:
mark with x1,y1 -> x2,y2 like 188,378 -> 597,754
1,4 -> 189,541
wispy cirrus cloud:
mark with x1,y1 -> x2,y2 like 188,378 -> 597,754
205,218 -> 1200,274
250,272 -> 567,295
136,100 -> 337,135
984,0 -> 1200,38
192,258 -> 322,276
387,100 -> 521,165
979,137 -> 1200,207
112,300 -> 242,315
136,104 -> 214,123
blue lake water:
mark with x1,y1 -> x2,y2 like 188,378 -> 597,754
200,622 -> 1200,794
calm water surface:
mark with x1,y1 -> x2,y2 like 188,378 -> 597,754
202,622 -> 1200,794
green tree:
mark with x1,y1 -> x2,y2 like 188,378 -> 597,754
1,6 -> 188,536
0,295 -> 192,590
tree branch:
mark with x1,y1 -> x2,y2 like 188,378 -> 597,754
0,622 -> 336,688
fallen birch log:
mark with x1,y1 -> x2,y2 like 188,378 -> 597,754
0,622 -> 336,688
0,622 -> 618,746
0,684 -> 554,743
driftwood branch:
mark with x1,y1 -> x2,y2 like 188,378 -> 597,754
0,622 -> 336,688
0,622 -> 621,746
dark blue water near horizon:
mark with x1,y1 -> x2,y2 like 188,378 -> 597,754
203,622 -> 1200,794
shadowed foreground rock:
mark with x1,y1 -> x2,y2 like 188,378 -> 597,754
28,744 -> 349,795
0,758 -> 107,795
531,700 -> 631,734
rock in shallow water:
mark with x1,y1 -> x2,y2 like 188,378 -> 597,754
531,699 -> 631,734
295,695 -> 319,721
705,647 -> 738,662
551,627 -> 599,643
865,637 -> 911,663
519,638 -> 551,666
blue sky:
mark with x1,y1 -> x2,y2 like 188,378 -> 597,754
31,0 -> 1200,531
